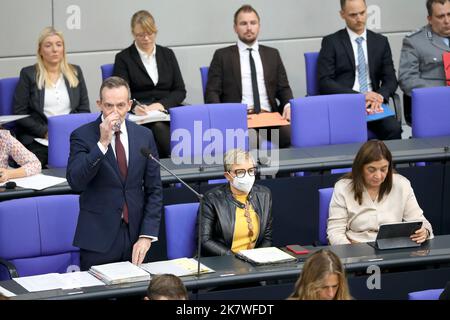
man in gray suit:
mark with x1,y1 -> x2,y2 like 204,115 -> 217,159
398,0 -> 450,124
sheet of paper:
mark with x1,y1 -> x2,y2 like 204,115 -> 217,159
10,174 -> 66,190
13,273 -> 63,292
0,285 -> 16,297
58,272 -> 105,290
34,138 -> 49,147
0,115 -> 29,125
140,258 -> 214,277
237,247 -> 296,264
128,110 -> 170,124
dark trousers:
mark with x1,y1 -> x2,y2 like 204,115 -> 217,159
253,125 -> 291,149
143,121 -> 170,158
367,116 -> 402,140
26,141 -> 48,168
80,221 -> 132,271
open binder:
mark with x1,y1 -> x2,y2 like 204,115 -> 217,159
236,247 -> 297,265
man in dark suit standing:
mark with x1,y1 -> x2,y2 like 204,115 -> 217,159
67,77 -> 162,270
205,4 -> 293,148
318,0 -> 402,140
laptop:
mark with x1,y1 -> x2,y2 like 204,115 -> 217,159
367,221 -> 423,250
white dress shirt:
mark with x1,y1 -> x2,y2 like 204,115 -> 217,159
97,118 -> 157,242
135,43 -> 159,85
327,174 -> 434,245
237,39 -> 271,112
43,74 -> 71,117
347,28 -> 373,93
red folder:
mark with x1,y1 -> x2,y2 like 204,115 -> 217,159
444,52 -> 450,86
247,112 -> 290,129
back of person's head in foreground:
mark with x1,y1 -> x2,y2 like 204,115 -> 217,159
289,249 -> 351,300
146,274 -> 188,300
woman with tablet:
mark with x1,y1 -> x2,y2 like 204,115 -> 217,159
327,140 -> 433,245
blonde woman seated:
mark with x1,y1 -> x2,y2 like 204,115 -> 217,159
0,129 -> 41,183
327,140 -> 433,245
289,249 -> 351,300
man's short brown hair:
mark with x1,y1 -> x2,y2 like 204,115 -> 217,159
340,0 -> 366,10
147,274 -> 188,300
234,4 -> 260,25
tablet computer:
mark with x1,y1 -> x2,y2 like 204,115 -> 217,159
367,221 -> 423,250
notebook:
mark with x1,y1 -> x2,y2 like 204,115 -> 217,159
236,247 -> 297,265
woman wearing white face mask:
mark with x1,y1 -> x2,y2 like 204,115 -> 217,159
199,149 -> 273,256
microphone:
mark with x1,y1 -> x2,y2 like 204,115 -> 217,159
140,147 -> 205,278
5,182 -> 16,189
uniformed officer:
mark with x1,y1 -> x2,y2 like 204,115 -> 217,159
399,0 -> 450,124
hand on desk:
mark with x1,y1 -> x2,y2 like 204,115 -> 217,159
132,237 -> 152,265
411,227 -> 428,244
0,168 -> 11,183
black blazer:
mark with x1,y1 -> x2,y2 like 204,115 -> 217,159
113,44 -> 186,109
317,29 -> 398,102
13,64 -> 90,146
205,44 -> 293,114
199,184 -> 273,257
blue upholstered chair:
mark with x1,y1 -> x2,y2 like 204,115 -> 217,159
303,52 -> 400,138
0,195 -> 80,280
100,64 -> 114,81
200,66 -> 209,102
0,77 -> 20,130
318,188 -> 334,245
169,103 -> 248,160
165,203 -> 199,259
304,52 -> 320,97
412,87 -> 450,138
408,288 -> 444,300
47,112 -> 99,168
291,94 -> 368,148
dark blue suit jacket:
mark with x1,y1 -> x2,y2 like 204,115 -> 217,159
67,116 -> 162,253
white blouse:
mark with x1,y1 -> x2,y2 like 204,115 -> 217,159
327,174 -> 434,245
135,43 -> 158,85
43,75 -> 71,117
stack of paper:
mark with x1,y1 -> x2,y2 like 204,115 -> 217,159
140,258 -> 214,277
9,174 -> 66,190
128,110 -> 170,125
236,247 -> 297,265
13,272 -> 104,292
89,261 -> 150,285
0,285 -> 16,297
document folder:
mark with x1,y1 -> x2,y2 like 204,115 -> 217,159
366,104 -> 395,122
443,52 -> 450,86
247,112 -> 290,128
236,247 -> 297,265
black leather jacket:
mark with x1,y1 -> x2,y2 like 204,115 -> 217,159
199,183 -> 273,256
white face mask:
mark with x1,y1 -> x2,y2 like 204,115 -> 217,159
231,174 -> 255,194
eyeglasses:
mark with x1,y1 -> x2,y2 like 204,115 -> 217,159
230,167 -> 257,178
244,202 -> 255,250
134,32 -> 154,39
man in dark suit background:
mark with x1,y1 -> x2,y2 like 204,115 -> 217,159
205,4 -> 293,148
317,0 -> 402,140
67,76 -> 162,270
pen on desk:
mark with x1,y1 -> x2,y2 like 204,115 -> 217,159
367,258 -> 383,262
220,273 -> 235,277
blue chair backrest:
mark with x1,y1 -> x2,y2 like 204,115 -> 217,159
304,52 -> 320,96
48,112 -> 100,168
0,195 -> 80,280
200,66 -> 209,101
412,87 -> 450,138
290,94 -> 367,148
318,188 -> 334,245
0,77 -> 20,130
408,288 -> 444,300
170,103 -> 248,159
165,203 -> 199,259
101,64 -> 114,81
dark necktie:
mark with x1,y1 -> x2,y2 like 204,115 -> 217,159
115,131 -> 128,224
247,48 -> 261,114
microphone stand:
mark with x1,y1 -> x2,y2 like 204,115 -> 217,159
143,150 -> 204,279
